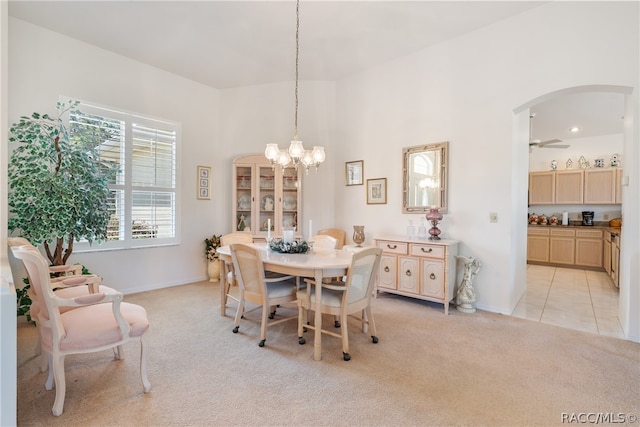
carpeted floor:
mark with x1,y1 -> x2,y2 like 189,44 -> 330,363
16,281 -> 640,426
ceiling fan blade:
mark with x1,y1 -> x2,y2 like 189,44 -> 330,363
541,144 -> 570,149
537,138 -> 563,146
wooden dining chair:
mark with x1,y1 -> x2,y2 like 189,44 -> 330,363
317,228 -> 346,249
11,244 -> 151,416
220,232 -> 254,310
297,247 -> 382,361
230,243 -> 298,347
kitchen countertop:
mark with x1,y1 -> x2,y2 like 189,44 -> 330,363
528,223 -> 621,234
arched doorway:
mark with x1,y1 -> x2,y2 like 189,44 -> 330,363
513,84 -> 637,341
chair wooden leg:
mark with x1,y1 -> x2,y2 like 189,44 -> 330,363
139,336 -> 151,393
51,354 -> 66,416
259,304 -> 268,347
233,297 -> 245,333
340,311 -> 350,361
297,299 -> 306,345
366,306 -> 379,343
44,353 -> 54,390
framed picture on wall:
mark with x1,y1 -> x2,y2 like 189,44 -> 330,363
197,165 -> 211,200
345,160 -> 364,186
367,178 -> 387,204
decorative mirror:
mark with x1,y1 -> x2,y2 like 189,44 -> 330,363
402,142 -> 448,214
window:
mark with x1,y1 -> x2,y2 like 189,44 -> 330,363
68,99 -> 180,250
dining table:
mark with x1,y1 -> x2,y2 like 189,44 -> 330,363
216,242 -> 355,361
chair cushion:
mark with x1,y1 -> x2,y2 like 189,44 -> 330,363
41,302 -> 149,352
265,279 -> 297,299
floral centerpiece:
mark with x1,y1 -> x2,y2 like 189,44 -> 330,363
269,238 -> 309,254
205,234 -> 222,260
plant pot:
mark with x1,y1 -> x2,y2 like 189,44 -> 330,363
208,259 -> 221,282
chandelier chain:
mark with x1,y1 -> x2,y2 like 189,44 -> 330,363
294,0 -> 299,139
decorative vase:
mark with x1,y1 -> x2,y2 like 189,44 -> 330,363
353,225 -> 365,247
208,259 -> 221,282
426,207 -> 443,241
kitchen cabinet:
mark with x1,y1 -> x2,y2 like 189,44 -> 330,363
527,228 -> 550,263
528,172 -> 555,205
615,169 -> 623,204
528,226 -> 605,270
549,229 -> 575,265
232,154 -> 301,240
603,232 -> 612,275
584,169 -> 616,204
575,229 -> 603,268
528,169 -> 621,206
375,236 -> 459,314
610,232 -> 620,287
555,170 -> 584,204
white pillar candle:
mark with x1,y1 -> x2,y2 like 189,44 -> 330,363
308,220 -> 312,241
267,218 -> 271,241
283,228 -> 294,243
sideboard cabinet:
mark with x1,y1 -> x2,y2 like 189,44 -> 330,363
375,236 -> 459,314
232,154 -> 301,240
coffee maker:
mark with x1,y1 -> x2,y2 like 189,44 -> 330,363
582,211 -> 594,226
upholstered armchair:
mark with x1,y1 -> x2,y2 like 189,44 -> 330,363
11,244 -> 151,416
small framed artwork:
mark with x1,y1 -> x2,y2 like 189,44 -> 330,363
367,178 -> 387,204
345,160 -> 364,186
197,165 -> 211,200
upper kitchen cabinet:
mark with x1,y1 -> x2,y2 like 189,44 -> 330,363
232,154 -> 302,240
529,169 -> 621,205
555,170 -> 584,204
615,169 -> 623,204
529,172 -> 555,205
584,169 -> 616,204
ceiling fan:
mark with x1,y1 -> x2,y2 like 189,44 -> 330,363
529,113 -> 570,149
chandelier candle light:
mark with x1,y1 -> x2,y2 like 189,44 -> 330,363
264,0 -> 325,173
426,206 -> 443,240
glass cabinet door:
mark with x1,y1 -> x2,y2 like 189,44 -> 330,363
257,165 -> 276,237
234,165 -> 253,232
280,166 -> 300,235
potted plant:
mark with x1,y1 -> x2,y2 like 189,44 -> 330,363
205,234 -> 222,282
8,101 -> 118,265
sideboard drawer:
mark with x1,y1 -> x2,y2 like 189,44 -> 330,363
409,243 -> 445,259
377,241 -> 408,255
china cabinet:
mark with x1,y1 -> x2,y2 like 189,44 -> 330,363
232,154 -> 301,240
375,236 -> 459,314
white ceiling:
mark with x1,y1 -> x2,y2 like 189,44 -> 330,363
8,0 -> 625,141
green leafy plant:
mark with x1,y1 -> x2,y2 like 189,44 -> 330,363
8,101 -> 118,266
205,234 -> 222,261
16,278 -> 32,322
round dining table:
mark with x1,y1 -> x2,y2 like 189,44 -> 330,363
216,243 -> 355,361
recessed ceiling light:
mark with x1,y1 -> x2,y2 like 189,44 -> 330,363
569,126 -> 581,133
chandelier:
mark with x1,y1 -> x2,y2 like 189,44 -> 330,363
264,0 -> 325,173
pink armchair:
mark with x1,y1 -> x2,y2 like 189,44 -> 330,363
11,244 -> 151,416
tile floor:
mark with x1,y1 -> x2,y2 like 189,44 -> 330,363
512,264 -> 624,339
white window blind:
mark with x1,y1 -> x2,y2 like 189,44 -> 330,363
67,100 -> 180,250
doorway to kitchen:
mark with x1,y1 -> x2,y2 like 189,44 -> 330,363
513,85 -> 634,339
